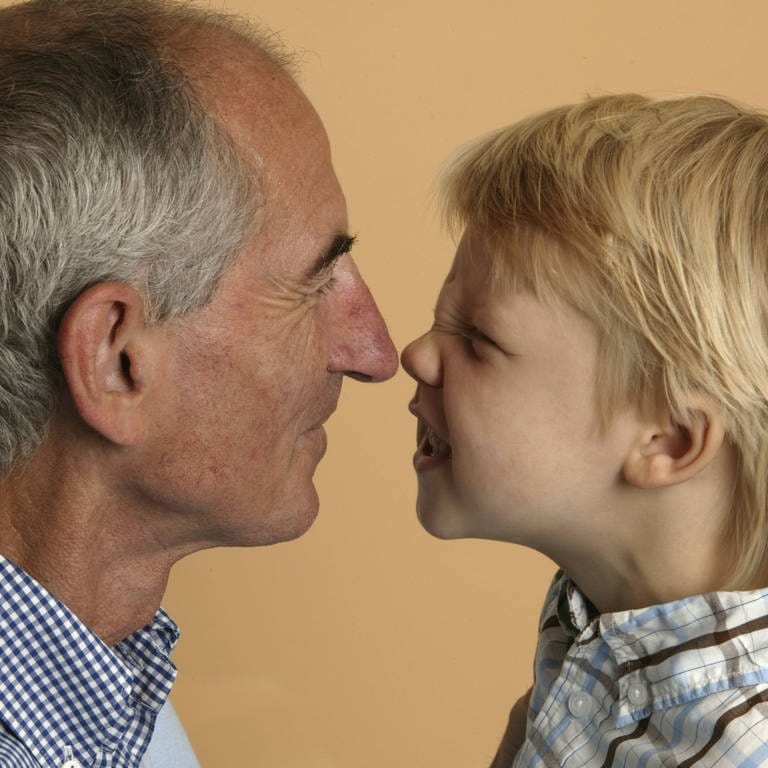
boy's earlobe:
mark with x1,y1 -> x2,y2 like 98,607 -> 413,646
57,283 -> 152,446
623,397 -> 726,489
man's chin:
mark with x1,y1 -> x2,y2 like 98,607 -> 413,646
204,484 -> 321,548
267,503 -> 320,545
253,486 -> 321,546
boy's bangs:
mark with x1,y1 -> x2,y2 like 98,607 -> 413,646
482,225 -> 599,314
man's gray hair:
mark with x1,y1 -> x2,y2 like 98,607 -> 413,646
0,0 -> 293,473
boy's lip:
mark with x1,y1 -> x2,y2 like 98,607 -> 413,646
408,399 -> 443,443
408,399 -> 452,465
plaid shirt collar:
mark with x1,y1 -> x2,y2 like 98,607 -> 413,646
0,555 -> 178,767
551,571 -> 768,726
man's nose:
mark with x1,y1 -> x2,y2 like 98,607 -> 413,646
328,265 -> 398,383
400,331 -> 442,388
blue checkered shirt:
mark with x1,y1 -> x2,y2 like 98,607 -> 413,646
0,556 -> 180,768
514,571 -> 768,766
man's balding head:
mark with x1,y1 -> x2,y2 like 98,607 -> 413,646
0,0 -> 294,472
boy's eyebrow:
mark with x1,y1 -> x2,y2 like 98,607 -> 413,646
306,233 -> 357,279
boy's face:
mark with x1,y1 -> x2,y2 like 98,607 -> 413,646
401,228 -> 639,550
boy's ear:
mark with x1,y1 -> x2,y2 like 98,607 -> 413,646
623,395 -> 726,490
57,282 -> 155,446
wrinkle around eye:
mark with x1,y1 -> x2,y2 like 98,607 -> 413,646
430,305 -> 468,336
430,317 -> 493,360
258,275 -> 323,330
268,270 -> 334,305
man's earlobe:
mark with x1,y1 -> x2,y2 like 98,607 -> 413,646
57,283 -> 151,446
623,396 -> 726,490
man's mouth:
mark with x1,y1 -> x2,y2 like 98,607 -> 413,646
310,397 -> 341,431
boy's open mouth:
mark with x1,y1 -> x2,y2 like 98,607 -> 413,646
419,421 -> 452,459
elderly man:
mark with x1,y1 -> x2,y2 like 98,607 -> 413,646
0,1 -> 398,766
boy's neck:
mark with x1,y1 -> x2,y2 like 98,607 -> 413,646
552,445 -> 737,614
564,538 -> 731,615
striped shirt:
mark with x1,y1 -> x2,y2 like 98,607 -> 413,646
0,556 -> 180,768
514,571 -> 768,767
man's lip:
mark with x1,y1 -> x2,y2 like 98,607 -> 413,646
304,415 -> 334,436
312,400 -> 340,429
307,382 -> 342,432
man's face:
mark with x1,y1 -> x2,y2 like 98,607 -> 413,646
139,42 -> 397,547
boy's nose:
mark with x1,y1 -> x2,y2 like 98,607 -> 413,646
400,331 -> 442,388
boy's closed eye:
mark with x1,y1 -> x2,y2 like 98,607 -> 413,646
464,326 -> 495,346
462,326 -> 496,356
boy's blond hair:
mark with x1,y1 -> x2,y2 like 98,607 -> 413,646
442,94 -> 768,588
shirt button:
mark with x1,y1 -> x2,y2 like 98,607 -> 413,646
567,691 -> 594,720
627,681 -> 649,707
61,761 -> 84,768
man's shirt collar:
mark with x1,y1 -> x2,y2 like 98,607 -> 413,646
0,555 -> 178,767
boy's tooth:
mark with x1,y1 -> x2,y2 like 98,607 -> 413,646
420,424 -> 451,458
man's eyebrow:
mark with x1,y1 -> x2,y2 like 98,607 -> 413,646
306,233 -> 357,279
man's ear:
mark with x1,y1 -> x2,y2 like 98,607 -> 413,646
57,282 -> 153,446
623,395 -> 727,490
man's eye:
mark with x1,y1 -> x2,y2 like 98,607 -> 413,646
309,274 -> 337,296
320,275 -> 338,294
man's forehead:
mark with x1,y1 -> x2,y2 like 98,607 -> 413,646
178,28 -> 347,272
189,40 -> 329,183
180,30 -> 301,125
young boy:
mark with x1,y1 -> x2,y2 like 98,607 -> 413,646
402,94 -> 768,766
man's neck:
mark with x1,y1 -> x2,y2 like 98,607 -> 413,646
0,440 -> 195,645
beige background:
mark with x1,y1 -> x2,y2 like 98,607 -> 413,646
3,0 -> 764,764
163,1 -> 768,765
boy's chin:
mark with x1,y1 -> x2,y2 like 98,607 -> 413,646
417,495 -> 518,543
417,498 -> 475,540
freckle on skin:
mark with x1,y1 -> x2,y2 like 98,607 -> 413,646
205,462 -> 231,482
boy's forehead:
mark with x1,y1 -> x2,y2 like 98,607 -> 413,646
454,224 -> 536,297
451,228 -> 495,286
459,222 -> 606,314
